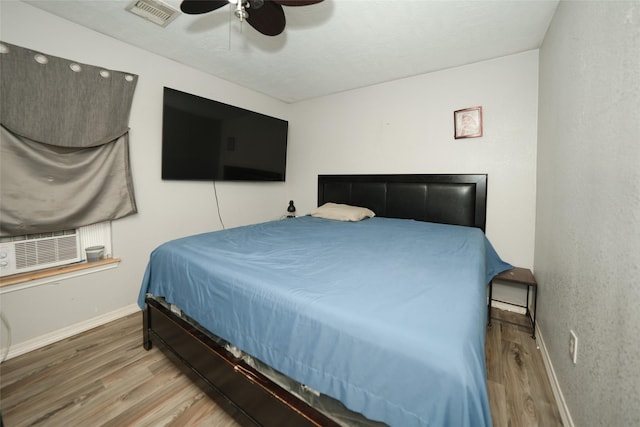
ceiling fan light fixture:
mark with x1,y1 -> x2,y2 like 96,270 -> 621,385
233,1 -> 248,20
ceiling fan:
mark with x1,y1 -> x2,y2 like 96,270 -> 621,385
180,0 -> 324,36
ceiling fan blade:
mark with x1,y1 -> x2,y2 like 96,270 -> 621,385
275,0 -> 324,6
246,1 -> 286,36
180,0 -> 228,14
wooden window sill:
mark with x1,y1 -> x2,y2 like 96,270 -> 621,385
0,258 -> 121,290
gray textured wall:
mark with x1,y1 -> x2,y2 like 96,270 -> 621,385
535,2 -> 640,426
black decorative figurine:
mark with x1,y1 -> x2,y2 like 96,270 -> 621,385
287,200 -> 296,218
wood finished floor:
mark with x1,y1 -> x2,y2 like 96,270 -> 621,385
1,310 -> 562,427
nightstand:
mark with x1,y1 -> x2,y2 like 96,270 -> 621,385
488,267 -> 538,339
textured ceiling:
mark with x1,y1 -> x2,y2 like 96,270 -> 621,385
23,0 -> 559,103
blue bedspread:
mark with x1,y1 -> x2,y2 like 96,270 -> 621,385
138,216 -> 511,426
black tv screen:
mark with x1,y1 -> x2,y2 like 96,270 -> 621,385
161,87 -> 288,181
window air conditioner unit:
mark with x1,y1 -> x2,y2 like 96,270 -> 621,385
0,230 -> 81,277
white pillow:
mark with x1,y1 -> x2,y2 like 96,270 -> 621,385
310,203 -> 375,222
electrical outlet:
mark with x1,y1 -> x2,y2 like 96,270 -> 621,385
569,330 -> 578,364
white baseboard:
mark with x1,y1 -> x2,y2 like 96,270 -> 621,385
491,300 -> 527,315
536,324 -> 575,427
2,303 -> 140,360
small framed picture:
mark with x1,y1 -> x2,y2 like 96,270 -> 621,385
454,106 -> 483,139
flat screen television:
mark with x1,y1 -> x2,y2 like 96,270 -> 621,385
161,87 -> 288,181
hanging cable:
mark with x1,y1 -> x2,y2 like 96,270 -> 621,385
228,4 -> 233,51
213,181 -> 225,230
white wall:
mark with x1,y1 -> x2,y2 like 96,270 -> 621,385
536,2 -> 640,426
0,1 -> 290,349
288,51 -> 540,268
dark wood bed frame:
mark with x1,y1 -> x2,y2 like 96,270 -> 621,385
143,173 -> 488,426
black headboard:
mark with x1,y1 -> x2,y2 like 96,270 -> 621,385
318,174 -> 488,231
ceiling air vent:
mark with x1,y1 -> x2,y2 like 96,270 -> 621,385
126,0 -> 180,27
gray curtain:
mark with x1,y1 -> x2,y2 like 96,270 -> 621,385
0,42 -> 138,236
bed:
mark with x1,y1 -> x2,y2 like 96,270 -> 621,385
138,174 -> 511,426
